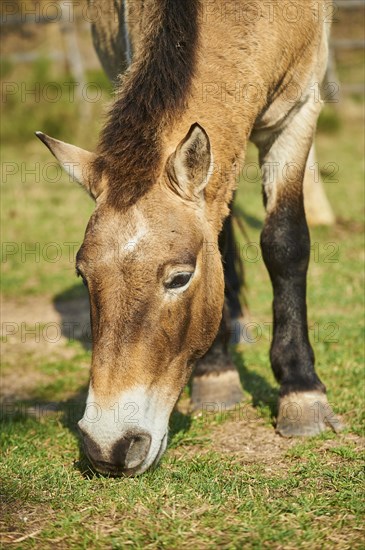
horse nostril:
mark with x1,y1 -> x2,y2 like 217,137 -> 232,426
77,423 -> 152,474
111,433 -> 152,470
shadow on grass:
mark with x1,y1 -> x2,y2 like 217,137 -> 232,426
169,409 -> 193,441
0,386 -> 88,474
233,205 -> 263,232
53,283 -> 92,351
0,387 -> 87,437
231,348 -> 279,420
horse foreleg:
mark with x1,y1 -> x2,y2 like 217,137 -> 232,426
190,213 -> 244,412
254,98 -> 342,436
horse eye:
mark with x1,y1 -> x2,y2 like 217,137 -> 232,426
165,272 -> 193,290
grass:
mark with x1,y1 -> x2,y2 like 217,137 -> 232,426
1,413 -> 364,548
1,57 -> 110,297
1,59 -> 364,548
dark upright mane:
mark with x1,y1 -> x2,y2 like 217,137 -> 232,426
95,0 -> 201,209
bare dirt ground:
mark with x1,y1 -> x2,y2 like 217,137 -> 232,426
172,400 -> 364,469
1,295 -> 90,400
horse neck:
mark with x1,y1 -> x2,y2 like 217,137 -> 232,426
160,37 -> 261,231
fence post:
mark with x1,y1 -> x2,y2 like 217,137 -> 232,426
59,0 -> 91,130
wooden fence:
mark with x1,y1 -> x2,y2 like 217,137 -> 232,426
1,0 -> 364,97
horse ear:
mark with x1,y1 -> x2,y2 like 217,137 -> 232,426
35,132 -> 102,199
166,123 -> 212,201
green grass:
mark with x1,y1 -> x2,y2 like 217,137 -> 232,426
1,62 -> 364,548
1,412 -> 364,548
0,59 -> 101,296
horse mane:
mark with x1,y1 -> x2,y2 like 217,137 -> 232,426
95,0 -> 201,209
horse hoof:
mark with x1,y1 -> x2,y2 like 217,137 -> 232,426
191,368 -> 244,412
276,391 -> 343,437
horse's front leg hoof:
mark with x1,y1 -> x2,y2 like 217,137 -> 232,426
191,368 -> 244,412
276,391 -> 344,437
191,349 -> 244,414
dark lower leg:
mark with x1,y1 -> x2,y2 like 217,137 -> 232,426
260,194 -> 325,397
254,96 -> 343,435
261,192 -> 342,435
220,213 -> 244,320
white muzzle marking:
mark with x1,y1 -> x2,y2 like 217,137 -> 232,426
78,385 -> 171,474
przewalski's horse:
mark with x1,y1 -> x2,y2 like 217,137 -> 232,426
36,0 -> 342,476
